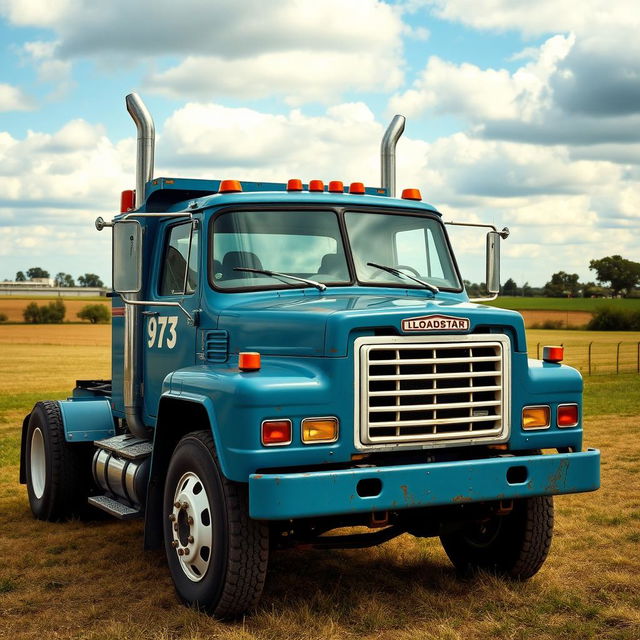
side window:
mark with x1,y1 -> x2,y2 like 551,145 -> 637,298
160,223 -> 198,296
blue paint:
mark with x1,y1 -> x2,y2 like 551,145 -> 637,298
58,399 -> 115,442
248,448 -> 601,520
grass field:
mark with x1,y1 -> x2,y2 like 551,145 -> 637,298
488,296 -> 640,312
0,325 -> 639,639
0,297 -> 110,323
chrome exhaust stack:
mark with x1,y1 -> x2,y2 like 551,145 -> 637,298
126,92 -> 155,208
380,114 -> 405,198
123,92 -> 155,439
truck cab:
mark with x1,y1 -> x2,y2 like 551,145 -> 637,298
20,93 -> 600,619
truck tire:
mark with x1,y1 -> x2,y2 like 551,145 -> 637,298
439,496 -> 554,580
163,430 -> 269,619
25,401 -> 87,521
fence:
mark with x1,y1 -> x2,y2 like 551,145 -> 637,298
533,342 -> 640,376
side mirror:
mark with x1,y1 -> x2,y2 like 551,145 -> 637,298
486,231 -> 501,295
113,221 -> 142,293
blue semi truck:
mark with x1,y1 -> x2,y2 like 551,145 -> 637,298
20,93 -> 600,618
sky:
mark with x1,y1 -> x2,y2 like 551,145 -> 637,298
0,0 -> 638,288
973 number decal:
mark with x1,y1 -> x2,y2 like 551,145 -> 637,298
147,315 -> 178,349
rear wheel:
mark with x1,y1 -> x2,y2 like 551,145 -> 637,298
440,496 -> 554,579
25,401 -> 88,520
163,430 -> 269,618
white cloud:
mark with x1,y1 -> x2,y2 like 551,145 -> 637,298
0,82 -> 34,111
1,0 -> 404,104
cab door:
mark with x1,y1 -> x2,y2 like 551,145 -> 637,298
143,219 -> 200,420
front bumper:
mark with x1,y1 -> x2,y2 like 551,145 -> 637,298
249,448 -> 600,520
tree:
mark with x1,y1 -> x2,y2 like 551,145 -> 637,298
589,255 -> 640,297
77,273 -> 104,288
54,272 -> 75,287
502,278 -> 518,296
15,271 -> 26,282
543,271 -> 580,297
77,304 -> 110,324
26,267 -> 50,280
23,300 -> 65,323
522,281 -> 532,297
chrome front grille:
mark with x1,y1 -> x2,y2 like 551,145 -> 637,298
356,335 -> 510,448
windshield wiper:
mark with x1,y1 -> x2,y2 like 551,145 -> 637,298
367,262 -> 439,294
234,267 -> 327,291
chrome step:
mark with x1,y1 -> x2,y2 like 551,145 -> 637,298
94,434 -> 152,460
88,495 -> 142,520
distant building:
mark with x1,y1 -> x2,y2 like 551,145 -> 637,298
0,280 -> 107,297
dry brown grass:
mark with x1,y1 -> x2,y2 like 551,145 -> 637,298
0,327 -> 639,639
521,309 -> 593,329
0,298 -> 110,323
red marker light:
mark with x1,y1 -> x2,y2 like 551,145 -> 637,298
120,189 -> 135,212
261,420 -> 292,446
287,178 -> 303,191
349,182 -> 365,194
329,180 -> 344,193
557,404 -> 579,427
401,188 -> 422,201
309,180 -> 324,192
239,352 -> 261,371
543,346 -> 564,363
219,179 -> 242,193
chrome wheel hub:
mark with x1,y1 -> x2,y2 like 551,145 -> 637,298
30,427 -> 46,500
170,471 -> 212,582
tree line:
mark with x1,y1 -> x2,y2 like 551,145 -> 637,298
500,255 -> 640,298
13,267 -> 104,288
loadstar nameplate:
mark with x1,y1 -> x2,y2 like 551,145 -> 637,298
401,314 -> 470,332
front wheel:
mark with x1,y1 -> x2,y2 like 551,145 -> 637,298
440,496 -> 554,580
163,430 -> 269,619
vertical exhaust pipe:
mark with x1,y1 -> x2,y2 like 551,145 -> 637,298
126,93 -> 155,208
381,115 -> 405,197
123,92 -> 155,439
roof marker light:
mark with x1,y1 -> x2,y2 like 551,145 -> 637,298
349,182 -> 365,194
401,188 -> 422,201
219,179 -> 242,193
543,346 -> 564,363
287,178 -> 303,191
120,189 -> 135,212
329,180 -> 344,193
309,180 -> 324,192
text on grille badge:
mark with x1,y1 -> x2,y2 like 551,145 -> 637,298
401,314 -> 470,332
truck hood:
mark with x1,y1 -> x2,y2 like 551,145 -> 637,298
216,292 -> 526,357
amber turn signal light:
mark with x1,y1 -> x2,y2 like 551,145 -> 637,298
302,417 -> 339,443
239,352 -> 261,371
522,406 -> 550,430
261,420 -> 292,446
558,404 -> 579,427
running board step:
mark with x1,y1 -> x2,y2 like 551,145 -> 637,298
88,495 -> 142,520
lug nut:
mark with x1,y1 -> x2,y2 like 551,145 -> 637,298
171,540 -> 179,548
188,536 -> 194,544
168,514 -> 176,522
181,501 -> 189,510
184,548 -> 190,556
187,516 -> 194,525
178,548 -> 184,556
174,501 -> 181,509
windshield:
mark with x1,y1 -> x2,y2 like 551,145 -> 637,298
211,208 -> 460,292
344,210 -> 460,290
212,210 -> 350,289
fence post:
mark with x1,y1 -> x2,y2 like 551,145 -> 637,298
588,342 -> 593,376
616,342 -> 622,374
637,342 -> 639,374
536,343 -> 540,359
